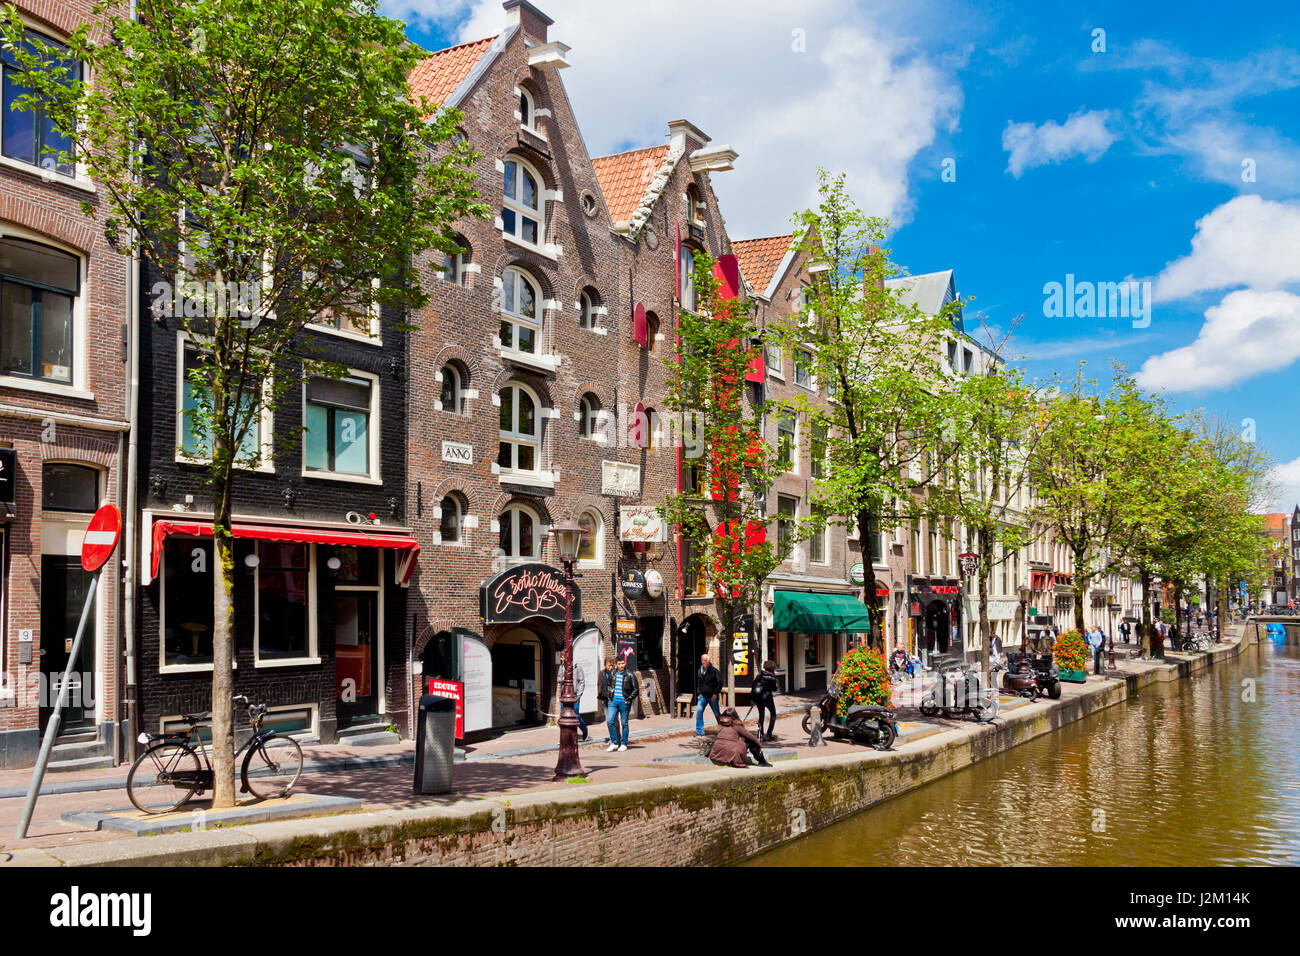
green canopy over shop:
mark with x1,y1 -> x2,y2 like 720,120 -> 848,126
773,590 -> 873,634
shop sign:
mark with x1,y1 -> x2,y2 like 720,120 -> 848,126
426,678 -> 465,739
620,568 -> 646,601
442,441 -> 473,464
910,602 -> 921,616
849,563 -> 865,584
573,627 -> 601,713
644,569 -> 665,598
732,631 -> 750,679
0,448 -> 15,506
616,633 -> 637,671
456,630 -> 492,735
930,585 -> 959,595
601,460 -> 641,497
479,563 -> 580,625
619,505 -> 666,542
616,618 -> 637,633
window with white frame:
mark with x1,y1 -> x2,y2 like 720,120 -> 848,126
303,373 -> 376,478
794,349 -> 814,389
502,156 -> 543,246
255,541 -> 315,664
777,414 -> 796,471
499,267 -> 541,355
440,363 -> 465,415
499,503 -> 539,560
579,288 -> 600,329
1,236 -> 79,386
809,513 -> 827,564
765,343 -> 783,375
441,233 -> 470,286
519,89 -> 536,132
2,29 -> 79,176
498,383 -> 541,475
439,494 -> 463,544
178,339 -> 268,468
679,246 -> 696,312
777,495 -> 798,557
810,422 -> 828,480
577,508 -> 603,563
578,392 -> 600,438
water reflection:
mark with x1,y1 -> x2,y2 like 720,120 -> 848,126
746,642 -> 1300,866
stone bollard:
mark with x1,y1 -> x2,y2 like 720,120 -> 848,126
808,704 -> 825,747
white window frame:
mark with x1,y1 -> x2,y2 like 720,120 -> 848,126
499,503 -> 541,562
794,349 -> 815,390
253,540 -> 320,667
300,367 -> 382,485
679,246 -> 697,312
808,512 -> 828,566
765,343 -> 784,378
501,156 -> 545,249
0,223 -> 91,399
307,275 -> 382,345
499,267 -> 543,357
498,382 -> 543,480
437,494 -> 464,545
439,363 -> 465,415
175,331 -> 274,473
579,289 -> 598,329
777,413 -> 797,473
176,206 -> 276,325
0,21 -> 92,189
578,394 -> 600,439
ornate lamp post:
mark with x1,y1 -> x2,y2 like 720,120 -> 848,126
549,519 -> 585,781
1017,585 -> 1031,657
1107,602 -> 1120,669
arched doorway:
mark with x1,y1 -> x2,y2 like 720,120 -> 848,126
491,626 -> 548,727
676,614 -> 712,696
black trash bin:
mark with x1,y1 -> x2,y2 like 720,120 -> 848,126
414,695 -> 456,794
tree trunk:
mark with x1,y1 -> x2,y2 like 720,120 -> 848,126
1216,577 -> 1229,644
210,494 -> 236,809
1139,567 -> 1152,658
1072,546 -> 1087,633
858,509 -> 884,652
976,527 -> 991,677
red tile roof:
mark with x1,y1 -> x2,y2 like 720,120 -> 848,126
732,235 -> 793,294
408,36 -> 497,112
591,145 -> 669,224
1263,513 -> 1289,533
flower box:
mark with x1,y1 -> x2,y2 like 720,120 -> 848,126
1058,668 -> 1087,683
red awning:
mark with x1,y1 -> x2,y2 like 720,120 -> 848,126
150,519 -> 420,584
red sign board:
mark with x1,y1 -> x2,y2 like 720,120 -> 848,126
931,585 -> 960,595
80,504 -> 121,572
427,678 -> 465,739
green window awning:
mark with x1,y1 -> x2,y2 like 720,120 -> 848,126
773,590 -> 873,634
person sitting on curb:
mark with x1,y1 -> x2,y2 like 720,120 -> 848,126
708,708 -> 770,768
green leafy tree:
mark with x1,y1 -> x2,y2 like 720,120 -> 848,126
774,171 -> 954,651
2,0 -> 485,806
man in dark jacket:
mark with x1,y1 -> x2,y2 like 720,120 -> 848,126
599,657 -> 639,751
695,654 -> 723,737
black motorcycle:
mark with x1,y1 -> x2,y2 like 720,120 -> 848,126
802,692 -> 899,750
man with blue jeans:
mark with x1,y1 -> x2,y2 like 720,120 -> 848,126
602,657 -> 637,751
695,654 -> 723,736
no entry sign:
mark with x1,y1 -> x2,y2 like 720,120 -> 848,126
80,504 -> 122,572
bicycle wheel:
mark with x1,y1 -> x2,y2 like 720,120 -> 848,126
241,735 -> 304,800
127,743 -> 202,815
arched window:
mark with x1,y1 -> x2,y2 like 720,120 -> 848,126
439,494 -> 464,544
499,503 -> 539,560
502,156 -> 543,246
644,407 -> 659,450
440,363 -> 465,414
644,311 -> 660,350
442,234 -> 470,286
1,237 -> 79,385
578,392 -> 600,438
519,88 -> 536,132
577,508 -> 603,563
579,288 -> 600,329
499,267 -> 540,355
686,184 -> 705,224
42,463 -> 98,513
498,383 -> 541,475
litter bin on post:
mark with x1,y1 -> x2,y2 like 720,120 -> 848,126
414,694 -> 456,794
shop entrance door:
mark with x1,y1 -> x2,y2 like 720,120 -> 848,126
676,616 -> 708,696
335,592 -> 379,727
39,556 -> 96,733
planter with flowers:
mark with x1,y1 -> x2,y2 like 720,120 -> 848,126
1054,629 -> 1088,682
835,644 -> 893,720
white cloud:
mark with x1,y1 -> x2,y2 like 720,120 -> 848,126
393,0 -> 963,236
1153,195 -> 1300,301
1267,457 -> 1300,514
1134,289 -> 1300,392
1001,110 -> 1116,178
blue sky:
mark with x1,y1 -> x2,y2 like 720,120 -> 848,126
388,0 -> 1300,510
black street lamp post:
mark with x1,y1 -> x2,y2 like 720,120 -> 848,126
550,519 -> 585,781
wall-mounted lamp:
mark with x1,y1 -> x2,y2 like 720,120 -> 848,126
326,556 -> 342,571
244,553 -> 260,569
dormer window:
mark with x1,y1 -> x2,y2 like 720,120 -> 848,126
686,184 -> 705,224
502,156 -> 543,246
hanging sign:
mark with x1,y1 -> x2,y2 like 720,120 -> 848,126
620,568 -> 646,601
644,569 -> 665,598
849,563 -> 865,584
479,563 -> 580,625
619,505 -> 667,543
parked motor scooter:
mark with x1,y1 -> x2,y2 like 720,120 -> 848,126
920,658 -> 999,722
993,651 -> 1039,699
802,691 -> 899,750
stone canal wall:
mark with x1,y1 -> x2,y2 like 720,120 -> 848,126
12,627 -> 1256,867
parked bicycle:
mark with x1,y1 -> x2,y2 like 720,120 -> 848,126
126,695 -> 304,815
1181,632 -> 1213,653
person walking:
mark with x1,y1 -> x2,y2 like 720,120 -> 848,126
708,708 -> 769,768
600,657 -> 638,752
1119,619 -> 1130,644
1088,625 -> 1105,675
556,658 -> 588,741
596,659 -> 617,744
752,660 -> 780,742
695,654 -> 723,737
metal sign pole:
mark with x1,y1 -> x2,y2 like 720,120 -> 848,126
15,572 -> 100,840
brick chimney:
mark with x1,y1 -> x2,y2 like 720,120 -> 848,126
667,119 -> 710,154
504,0 -> 552,43
864,244 -> 885,292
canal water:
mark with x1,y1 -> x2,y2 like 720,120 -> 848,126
746,638 -> 1300,866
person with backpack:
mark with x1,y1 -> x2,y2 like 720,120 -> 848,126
752,660 -> 780,742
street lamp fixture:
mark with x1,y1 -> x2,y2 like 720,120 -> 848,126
1017,585 -> 1030,656
549,520 -> 586,781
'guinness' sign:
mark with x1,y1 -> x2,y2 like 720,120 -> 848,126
479,563 -> 581,625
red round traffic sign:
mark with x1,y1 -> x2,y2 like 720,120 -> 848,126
80,504 -> 122,572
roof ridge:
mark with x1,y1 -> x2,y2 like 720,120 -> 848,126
591,144 -> 667,161
416,34 -> 498,58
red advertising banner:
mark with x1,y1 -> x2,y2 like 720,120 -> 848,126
427,678 -> 465,739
